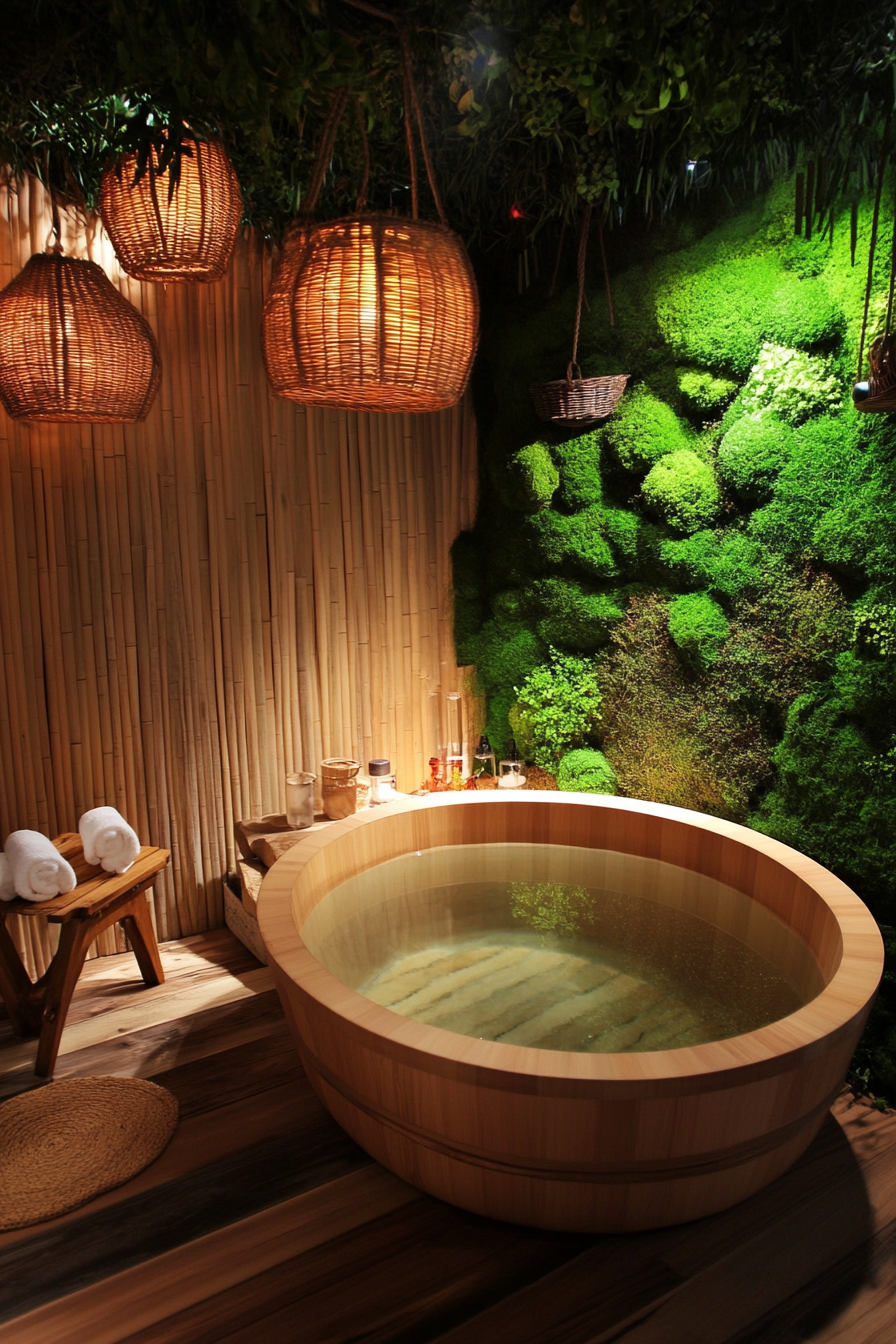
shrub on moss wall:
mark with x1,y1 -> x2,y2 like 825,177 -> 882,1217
717,410 -> 794,501
728,343 -> 842,426
605,386 -> 692,472
510,648 -> 602,772
642,449 -> 720,532
557,748 -> 617,794
668,592 -> 729,670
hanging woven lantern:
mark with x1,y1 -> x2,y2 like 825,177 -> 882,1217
262,214 -> 479,413
99,138 -> 242,283
0,253 -> 161,422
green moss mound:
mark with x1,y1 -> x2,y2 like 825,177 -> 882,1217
552,430 -> 603,510
660,529 -> 768,600
525,506 -> 618,580
677,367 -> 737,417
557,747 -> 618,795
605,386 -> 692,473
668,592 -> 730,670
527,578 -> 625,651
642,450 -> 720,533
495,441 -> 559,512
656,255 -> 841,377
717,410 -> 794,502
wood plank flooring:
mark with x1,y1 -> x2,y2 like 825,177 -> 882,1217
1,928 -> 894,1344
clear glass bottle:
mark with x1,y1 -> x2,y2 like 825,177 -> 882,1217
369,758 -> 397,803
473,734 -> 497,785
498,738 -> 527,789
445,690 -> 465,783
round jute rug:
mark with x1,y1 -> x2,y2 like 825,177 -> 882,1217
0,1076 -> 179,1230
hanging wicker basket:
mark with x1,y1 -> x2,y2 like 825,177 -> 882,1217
530,363 -> 629,427
529,206 -> 628,428
0,252 -> 161,423
263,214 -> 479,414
99,138 -> 242,284
854,333 -> 896,413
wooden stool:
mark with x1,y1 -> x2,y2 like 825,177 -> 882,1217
0,833 -> 170,1077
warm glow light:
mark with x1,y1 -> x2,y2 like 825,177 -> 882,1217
0,254 -> 160,423
99,138 -> 242,284
262,214 -> 479,414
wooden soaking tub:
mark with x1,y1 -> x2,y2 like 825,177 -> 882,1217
257,793 -> 883,1233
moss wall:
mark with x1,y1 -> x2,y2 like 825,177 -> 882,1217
455,180 -> 896,1095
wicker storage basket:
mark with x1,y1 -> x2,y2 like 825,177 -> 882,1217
99,138 -> 242,284
530,364 -> 629,427
0,253 -> 161,422
320,758 -> 360,821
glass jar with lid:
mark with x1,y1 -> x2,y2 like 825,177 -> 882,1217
369,759 -> 397,804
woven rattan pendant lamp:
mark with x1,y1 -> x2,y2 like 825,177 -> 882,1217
0,206 -> 161,422
99,135 -> 242,283
263,37 -> 478,414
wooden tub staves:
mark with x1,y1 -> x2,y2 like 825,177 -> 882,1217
257,793 -> 883,1233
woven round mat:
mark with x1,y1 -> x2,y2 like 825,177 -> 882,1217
0,1076 -> 179,1230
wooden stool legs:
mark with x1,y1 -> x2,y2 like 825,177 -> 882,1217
0,889 -> 165,1078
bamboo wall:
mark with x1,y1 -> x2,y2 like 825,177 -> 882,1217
0,176 -> 477,974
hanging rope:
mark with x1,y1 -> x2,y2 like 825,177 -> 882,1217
399,48 -> 419,220
303,88 -> 350,217
568,204 -> 592,381
597,215 -> 615,328
355,97 -> 371,213
857,113 -> 892,382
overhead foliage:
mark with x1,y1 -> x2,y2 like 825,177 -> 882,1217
2,0 -> 896,241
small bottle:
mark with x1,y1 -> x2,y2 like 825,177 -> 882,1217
369,758 -> 397,804
473,734 -> 497,787
498,738 -> 527,789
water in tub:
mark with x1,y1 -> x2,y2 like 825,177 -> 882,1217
301,844 -> 824,1053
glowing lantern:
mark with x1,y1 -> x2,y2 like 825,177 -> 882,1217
262,214 -> 479,413
0,253 -> 160,423
99,138 -> 242,283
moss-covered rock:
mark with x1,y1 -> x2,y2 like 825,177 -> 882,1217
717,410 -> 794,501
668,592 -> 730,670
605,386 -> 693,473
677,367 -> 737,418
494,441 -> 559,513
468,619 -> 546,692
642,449 -> 720,533
557,747 -> 618,794
525,506 -> 618,580
551,430 -> 603,511
452,531 -> 489,664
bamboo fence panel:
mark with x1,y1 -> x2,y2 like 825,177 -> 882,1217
0,177 -> 477,977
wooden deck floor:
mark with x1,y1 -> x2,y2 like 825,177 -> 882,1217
1,928 -> 894,1344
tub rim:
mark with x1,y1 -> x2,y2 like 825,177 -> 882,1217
257,791 -> 884,1092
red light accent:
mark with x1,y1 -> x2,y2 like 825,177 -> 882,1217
510,202 -> 525,220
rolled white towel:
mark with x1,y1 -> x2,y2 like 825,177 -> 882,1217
4,830 -> 77,902
79,806 -> 141,874
0,854 -> 15,902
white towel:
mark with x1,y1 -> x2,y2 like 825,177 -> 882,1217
0,854 -> 15,902
79,806 -> 141,874
4,830 -> 78,902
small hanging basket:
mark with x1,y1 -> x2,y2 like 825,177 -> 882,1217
529,205 -> 628,428
854,334 -> 896,413
530,363 -> 629,427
